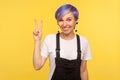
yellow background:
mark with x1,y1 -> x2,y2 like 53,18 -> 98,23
0,0 -> 120,80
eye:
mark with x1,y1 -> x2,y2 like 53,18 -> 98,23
66,18 -> 72,21
58,19 -> 63,22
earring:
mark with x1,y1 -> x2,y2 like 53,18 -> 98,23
75,22 -> 78,32
75,26 -> 78,32
75,29 -> 77,32
58,30 -> 60,33
57,27 -> 60,33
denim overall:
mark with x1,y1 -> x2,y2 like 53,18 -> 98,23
51,33 -> 81,80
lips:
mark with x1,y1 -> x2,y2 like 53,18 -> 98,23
62,27 -> 69,31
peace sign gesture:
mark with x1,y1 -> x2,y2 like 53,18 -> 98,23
33,19 -> 43,41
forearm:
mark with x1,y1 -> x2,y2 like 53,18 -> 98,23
80,69 -> 88,80
33,40 -> 42,70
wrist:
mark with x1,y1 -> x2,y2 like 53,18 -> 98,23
34,40 -> 40,45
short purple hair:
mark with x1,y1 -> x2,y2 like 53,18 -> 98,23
55,4 -> 79,21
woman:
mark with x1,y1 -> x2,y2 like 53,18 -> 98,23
33,4 -> 92,80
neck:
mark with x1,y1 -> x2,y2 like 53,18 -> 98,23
60,32 -> 75,40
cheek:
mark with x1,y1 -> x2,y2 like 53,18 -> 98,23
70,22 -> 76,27
57,22 -> 62,27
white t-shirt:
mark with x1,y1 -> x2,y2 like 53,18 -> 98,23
41,34 -> 92,80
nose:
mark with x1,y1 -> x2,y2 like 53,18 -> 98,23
63,21 -> 67,27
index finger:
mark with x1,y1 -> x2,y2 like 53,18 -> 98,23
34,19 -> 38,29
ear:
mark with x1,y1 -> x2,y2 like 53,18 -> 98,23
76,22 -> 78,24
57,20 -> 59,25
57,22 -> 59,26
76,20 -> 78,24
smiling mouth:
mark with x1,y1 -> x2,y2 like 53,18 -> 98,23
62,27 -> 69,31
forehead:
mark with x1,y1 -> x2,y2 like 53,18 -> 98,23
62,12 -> 74,19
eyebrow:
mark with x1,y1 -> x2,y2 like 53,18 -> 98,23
67,17 -> 72,19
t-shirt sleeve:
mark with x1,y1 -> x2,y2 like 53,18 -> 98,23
81,39 -> 92,60
40,36 -> 49,58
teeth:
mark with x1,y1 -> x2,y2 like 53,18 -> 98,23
63,28 -> 69,30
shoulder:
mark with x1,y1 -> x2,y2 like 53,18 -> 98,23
77,35 -> 90,46
43,34 -> 56,42
79,35 -> 88,42
45,34 -> 56,39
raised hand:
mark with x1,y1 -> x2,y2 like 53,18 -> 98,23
33,19 -> 43,41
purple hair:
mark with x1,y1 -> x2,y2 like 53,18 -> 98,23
55,4 -> 79,21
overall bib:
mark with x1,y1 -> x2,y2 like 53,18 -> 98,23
51,33 -> 81,80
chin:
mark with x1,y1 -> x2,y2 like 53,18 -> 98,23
62,31 -> 71,35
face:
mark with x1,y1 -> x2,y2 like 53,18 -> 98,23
57,12 -> 78,35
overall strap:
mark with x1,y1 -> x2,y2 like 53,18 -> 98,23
56,33 -> 60,58
76,34 -> 81,61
